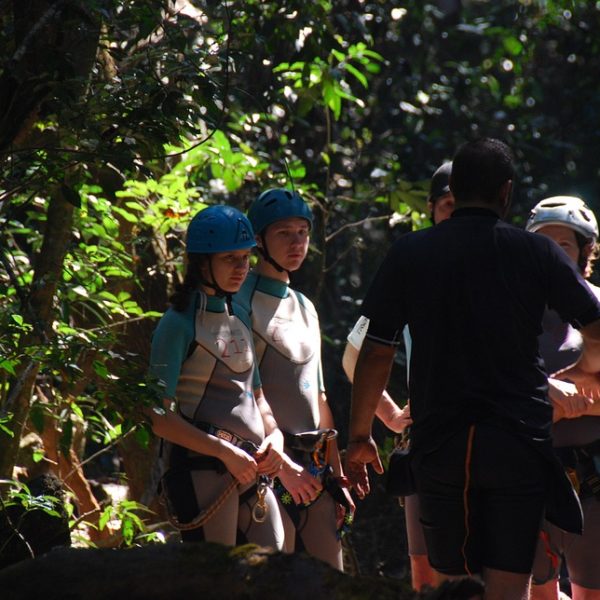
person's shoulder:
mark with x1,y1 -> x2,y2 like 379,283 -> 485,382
235,272 -> 259,314
291,288 -> 317,314
388,227 -> 432,253
153,305 -> 195,343
231,299 -> 253,330
157,304 -> 193,328
586,281 -> 600,301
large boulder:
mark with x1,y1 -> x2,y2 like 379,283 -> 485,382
0,542 -> 416,600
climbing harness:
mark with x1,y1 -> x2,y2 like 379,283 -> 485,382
274,428 -> 354,539
160,424 -> 274,531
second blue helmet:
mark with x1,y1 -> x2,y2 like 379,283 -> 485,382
247,188 -> 313,235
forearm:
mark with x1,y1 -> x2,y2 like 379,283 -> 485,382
345,339 -> 403,431
318,392 -> 344,477
148,401 -> 228,459
349,339 -> 396,440
255,387 -> 284,451
375,392 -> 404,427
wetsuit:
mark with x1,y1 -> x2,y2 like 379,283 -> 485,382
236,272 -> 343,570
532,283 -> 600,591
150,292 -> 284,548
361,207 -> 600,576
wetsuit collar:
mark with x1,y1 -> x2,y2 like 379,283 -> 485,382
205,294 -> 227,312
451,206 -> 501,220
253,272 -> 290,299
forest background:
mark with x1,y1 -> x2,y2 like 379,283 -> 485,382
1,0 -> 600,578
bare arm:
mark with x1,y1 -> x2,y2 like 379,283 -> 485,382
342,340 -> 411,433
548,378 -> 594,422
148,400 -> 258,485
254,387 -> 285,476
318,390 -> 356,521
346,339 -> 396,498
318,391 -> 343,477
555,318 -> 600,399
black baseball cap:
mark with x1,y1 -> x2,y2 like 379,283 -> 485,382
428,162 -> 452,203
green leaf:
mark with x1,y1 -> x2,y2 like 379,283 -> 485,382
0,359 -> 17,376
113,206 -> 140,223
345,63 -> 368,88
122,517 -> 135,545
93,361 -> 109,378
503,37 -> 523,56
98,506 -> 112,531
135,425 -> 151,448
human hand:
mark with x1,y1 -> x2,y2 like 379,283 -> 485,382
553,364 -> 600,401
255,439 -> 285,477
344,438 -> 383,500
335,486 -> 356,530
220,444 -> 258,486
277,457 -> 323,505
548,377 -> 594,420
386,405 -> 413,434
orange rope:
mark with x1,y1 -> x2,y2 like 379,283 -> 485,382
461,425 -> 476,576
163,478 -> 239,531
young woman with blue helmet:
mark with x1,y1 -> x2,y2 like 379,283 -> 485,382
148,204 -> 285,548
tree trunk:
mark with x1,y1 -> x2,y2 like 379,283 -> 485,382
0,191 -> 74,479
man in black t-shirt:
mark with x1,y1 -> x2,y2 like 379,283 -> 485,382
346,138 -> 600,600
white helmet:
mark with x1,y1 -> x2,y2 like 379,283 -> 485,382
526,196 -> 598,242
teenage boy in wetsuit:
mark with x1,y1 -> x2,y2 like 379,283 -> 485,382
236,189 -> 354,570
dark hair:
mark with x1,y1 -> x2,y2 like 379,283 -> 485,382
169,253 -> 206,312
450,138 -> 514,205
574,231 -> 599,278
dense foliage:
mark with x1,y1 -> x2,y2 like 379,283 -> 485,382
1,0 -> 599,555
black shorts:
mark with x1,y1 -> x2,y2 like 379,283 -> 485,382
415,424 -> 549,576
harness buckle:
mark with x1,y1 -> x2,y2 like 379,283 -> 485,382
252,478 -> 269,523
216,430 -> 233,443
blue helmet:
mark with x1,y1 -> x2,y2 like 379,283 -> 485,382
186,205 -> 256,254
247,188 -> 313,235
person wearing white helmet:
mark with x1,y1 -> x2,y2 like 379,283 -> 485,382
526,197 -> 600,600
148,204 -> 285,549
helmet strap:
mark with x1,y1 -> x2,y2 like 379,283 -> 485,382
199,256 -> 229,298
257,235 -> 290,276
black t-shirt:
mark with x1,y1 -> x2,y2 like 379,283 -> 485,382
362,207 -> 600,452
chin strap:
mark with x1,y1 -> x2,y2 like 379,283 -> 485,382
257,236 -> 290,276
200,257 -> 235,315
